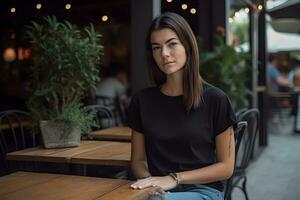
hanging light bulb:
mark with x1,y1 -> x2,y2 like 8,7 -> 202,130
181,4 -> 188,10
36,3 -> 42,10
190,8 -> 197,14
65,4 -> 71,10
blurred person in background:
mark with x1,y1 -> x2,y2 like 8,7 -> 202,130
267,53 -> 291,92
95,63 -> 128,125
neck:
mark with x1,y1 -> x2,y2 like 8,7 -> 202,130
161,71 -> 183,96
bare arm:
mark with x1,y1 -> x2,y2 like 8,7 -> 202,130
277,76 -> 290,87
131,130 -> 151,178
177,126 -> 235,184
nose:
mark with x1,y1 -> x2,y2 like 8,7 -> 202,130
161,46 -> 170,58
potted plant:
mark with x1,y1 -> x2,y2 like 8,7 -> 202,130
26,16 -> 103,148
199,34 -> 250,110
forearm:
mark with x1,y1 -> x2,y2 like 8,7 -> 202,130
131,161 -> 151,179
177,162 -> 234,185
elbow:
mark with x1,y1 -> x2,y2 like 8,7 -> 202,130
220,162 -> 234,180
226,168 -> 234,179
224,165 -> 234,179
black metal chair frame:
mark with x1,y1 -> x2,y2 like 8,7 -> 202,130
224,121 -> 248,200
84,105 -> 116,129
0,110 -> 36,174
226,108 -> 260,200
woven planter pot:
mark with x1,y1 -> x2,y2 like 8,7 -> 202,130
40,120 -> 81,148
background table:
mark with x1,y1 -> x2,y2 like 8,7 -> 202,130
6,140 -> 131,166
0,171 -> 159,200
88,126 -> 131,141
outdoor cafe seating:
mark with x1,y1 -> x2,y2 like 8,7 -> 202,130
0,108 -> 261,200
0,109 -> 150,200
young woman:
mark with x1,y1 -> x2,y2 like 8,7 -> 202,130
128,12 -> 236,200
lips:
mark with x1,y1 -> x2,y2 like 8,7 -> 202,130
164,61 -> 175,66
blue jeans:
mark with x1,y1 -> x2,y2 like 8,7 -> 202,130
149,185 -> 224,200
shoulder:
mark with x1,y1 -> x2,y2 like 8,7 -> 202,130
202,83 -> 234,110
203,83 -> 228,100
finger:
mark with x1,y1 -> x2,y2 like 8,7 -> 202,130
130,179 -> 146,189
134,179 -> 153,189
137,182 -> 153,189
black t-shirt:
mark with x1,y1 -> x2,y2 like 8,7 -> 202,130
128,83 -> 236,191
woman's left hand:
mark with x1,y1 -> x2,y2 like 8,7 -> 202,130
130,176 -> 177,191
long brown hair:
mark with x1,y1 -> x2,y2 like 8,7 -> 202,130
146,12 -> 204,111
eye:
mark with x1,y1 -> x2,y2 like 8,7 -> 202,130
152,46 -> 161,51
169,42 -> 178,47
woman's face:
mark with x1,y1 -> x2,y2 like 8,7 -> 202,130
150,28 -> 187,76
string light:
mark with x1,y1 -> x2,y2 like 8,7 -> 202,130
190,8 -> 197,14
166,0 -> 172,2
234,12 -> 240,18
102,15 -> 108,22
181,4 -> 188,10
10,7 -> 16,13
65,4 -> 71,10
258,5 -> 263,10
36,3 -> 42,10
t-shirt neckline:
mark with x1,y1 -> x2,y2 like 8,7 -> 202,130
157,86 -> 183,98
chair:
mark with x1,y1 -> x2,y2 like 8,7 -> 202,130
95,95 -> 128,125
0,110 -> 37,175
225,109 -> 260,200
267,92 -> 293,129
224,121 -> 247,200
235,108 -> 248,119
85,105 -> 116,129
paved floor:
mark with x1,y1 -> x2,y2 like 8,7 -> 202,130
232,112 -> 300,200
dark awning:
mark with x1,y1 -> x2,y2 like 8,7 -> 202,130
267,0 -> 300,19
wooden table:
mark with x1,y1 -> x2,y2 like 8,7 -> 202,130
89,126 -> 131,141
6,140 -> 131,167
0,171 -> 159,200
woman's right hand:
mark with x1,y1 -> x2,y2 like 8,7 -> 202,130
130,176 -> 177,191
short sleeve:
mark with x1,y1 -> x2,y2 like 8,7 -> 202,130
127,93 -> 143,133
213,93 -> 236,136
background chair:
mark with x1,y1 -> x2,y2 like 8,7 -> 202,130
224,121 -> 248,200
267,92 -> 293,130
85,105 -> 116,129
0,110 -> 37,175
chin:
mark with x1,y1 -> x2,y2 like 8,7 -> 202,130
163,67 -> 183,76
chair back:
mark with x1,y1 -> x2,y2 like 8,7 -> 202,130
85,105 -> 116,129
236,108 -> 259,170
235,108 -> 248,119
0,110 -> 36,175
224,121 -> 247,200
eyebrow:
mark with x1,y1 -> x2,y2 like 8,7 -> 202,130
151,37 -> 178,46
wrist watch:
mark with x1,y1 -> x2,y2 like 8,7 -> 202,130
169,172 -> 180,186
